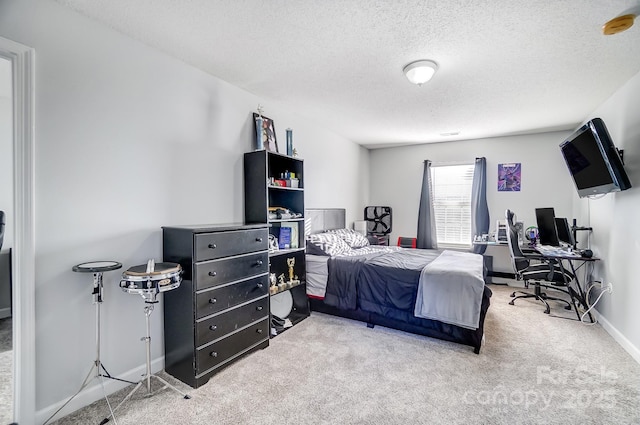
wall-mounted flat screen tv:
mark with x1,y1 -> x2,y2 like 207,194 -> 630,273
560,118 -> 631,198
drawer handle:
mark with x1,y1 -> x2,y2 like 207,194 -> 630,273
256,306 -> 263,311
257,282 -> 263,288
208,243 -> 217,249
257,329 -> 263,334
256,237 -> 263,242
255,260 -> 263,266
210,352 -> 218,358
208,271 -> 217,277
209,325 -> 217,331
209,298 -> 217,304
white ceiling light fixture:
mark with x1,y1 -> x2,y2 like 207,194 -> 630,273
403,60 -> 438,86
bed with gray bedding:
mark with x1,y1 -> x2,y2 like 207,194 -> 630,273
305,209 -> 492,354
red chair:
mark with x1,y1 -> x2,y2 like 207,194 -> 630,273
397,237 -> 417,248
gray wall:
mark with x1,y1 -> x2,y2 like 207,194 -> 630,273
0,0 -> 369,418
574,68 -> 640,363
369,132 -> 574,273
0,57 -> 12,318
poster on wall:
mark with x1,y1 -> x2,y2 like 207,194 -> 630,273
498,163 -> 521,191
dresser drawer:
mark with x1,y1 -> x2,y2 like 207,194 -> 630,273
195,275 -> 269,319
196,318 -> 269,374
195,228 -> 268,262
195,252 -> 268,291
195,296 -> 269,347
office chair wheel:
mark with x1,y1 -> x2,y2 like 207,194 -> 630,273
542,295 -> 573,311
509,299 -> 515,305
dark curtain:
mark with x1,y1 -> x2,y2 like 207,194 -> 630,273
471,157 -> 490,254
417,160 -> 438,249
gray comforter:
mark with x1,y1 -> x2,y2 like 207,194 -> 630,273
414,250 -> 485,329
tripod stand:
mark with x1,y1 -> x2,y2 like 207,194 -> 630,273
44,261 -> 135,425
100,261 -> 190,424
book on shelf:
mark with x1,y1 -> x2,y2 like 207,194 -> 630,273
278,226 -> 292,249
279,221 -> 299,249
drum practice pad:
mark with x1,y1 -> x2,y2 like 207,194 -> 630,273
72,261 -> 122,273
270,290 -> 293,319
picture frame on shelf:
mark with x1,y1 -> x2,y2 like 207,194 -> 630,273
253,113 -> 278,153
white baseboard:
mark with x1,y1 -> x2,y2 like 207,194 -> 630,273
594,310 -> 640,365
36,356 -> 166,424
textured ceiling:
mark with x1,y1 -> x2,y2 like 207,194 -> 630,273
55,0 -> 640,148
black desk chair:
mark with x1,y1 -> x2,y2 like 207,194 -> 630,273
0,210 -> 5,251
505,209 -> 573,314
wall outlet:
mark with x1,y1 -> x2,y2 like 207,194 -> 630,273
607,282 -> 613,293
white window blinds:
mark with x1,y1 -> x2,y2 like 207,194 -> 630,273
431,163 -> 475,247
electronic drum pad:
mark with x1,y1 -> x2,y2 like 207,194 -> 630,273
270,290 -> 293,319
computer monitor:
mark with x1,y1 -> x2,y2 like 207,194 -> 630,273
535,207 -> 560,246
554,217 -> 575,248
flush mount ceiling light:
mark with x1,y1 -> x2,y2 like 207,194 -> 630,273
403,60 -> 438,86
603,3 -> 640,35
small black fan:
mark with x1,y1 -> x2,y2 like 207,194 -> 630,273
364,206 -> 392,235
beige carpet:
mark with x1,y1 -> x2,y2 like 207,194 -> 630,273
53,285 -> 640,424
0,317 -> 12,424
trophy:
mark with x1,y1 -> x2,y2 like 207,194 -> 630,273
278,274 -> 287,292
287,257 -> 300,287
269,273 -> 277,295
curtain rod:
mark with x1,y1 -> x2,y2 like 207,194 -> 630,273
430,160 -> 475,167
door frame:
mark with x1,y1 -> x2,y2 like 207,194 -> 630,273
0,36 -> 35,425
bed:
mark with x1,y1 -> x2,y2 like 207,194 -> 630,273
304,208 -> 492,354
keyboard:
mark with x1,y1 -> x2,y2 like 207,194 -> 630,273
536,245 -> 580,257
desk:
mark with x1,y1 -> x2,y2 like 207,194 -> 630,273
473,240 -> 507,246
534,248 -> 599,322
473,240 -> 534,251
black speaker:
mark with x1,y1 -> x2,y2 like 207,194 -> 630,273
581,249 -> 593,258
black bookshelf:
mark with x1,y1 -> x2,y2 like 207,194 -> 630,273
244,150 -> 310,334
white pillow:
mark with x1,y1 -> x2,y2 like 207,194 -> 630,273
327,228 -> 370,249
307,233 -> 352,256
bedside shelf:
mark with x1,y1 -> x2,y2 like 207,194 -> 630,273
269,279 -> 305,296
269,247 -> 305,258
268,186 -> 304,191
268,218 -> 304,224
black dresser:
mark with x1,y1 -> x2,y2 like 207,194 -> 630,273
162,223 -> 270,388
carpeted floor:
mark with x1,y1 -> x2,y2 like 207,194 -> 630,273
0,317 -> 11,353
52,285 -> 640,424
0,317 -> 13,425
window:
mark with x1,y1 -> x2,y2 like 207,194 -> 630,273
431,163 -> 475,247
